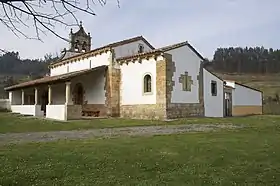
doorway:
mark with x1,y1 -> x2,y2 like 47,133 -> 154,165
41,90 -> 48,115
224,91 -> 232,117
73,83 -> 84,105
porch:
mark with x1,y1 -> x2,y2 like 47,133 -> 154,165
6,66 -> 108,121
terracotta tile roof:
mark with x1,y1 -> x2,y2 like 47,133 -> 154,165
157,41 -> 204,60
49,46 -> 111,67
234,82 -> 262,93
49,36 -> 154,68
116,41 -> 202,62
5,65 -> 107,91
106,36 -> 155,49
116,50 -> 163,62
157,41 -> 188,52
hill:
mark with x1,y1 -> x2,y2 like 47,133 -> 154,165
0,52 -> 57,98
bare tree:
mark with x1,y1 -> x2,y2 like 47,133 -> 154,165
0,0 -> 119,42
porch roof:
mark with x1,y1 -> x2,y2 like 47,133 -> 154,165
5,65 -> 107,91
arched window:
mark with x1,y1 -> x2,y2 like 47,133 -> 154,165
143,74 -> 152,93
74,40 -> 80,51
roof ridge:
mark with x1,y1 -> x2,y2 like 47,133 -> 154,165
156,41 -> 188,51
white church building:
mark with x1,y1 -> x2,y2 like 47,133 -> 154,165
5,23 -> 263,120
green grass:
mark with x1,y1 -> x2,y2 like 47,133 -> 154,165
1,120 -> 280,185
1,112 -> 280,134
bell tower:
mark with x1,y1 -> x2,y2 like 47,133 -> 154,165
69,21 -> 91,53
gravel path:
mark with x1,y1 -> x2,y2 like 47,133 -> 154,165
0,124 -> 243,145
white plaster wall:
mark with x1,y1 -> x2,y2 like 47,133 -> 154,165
50,52 -> 111,76
225,81 -> 235,88
203,69 -> 224,117
46,105 -> 66,120
11,105 -> 36,116
167,45 -> 202,103
70,69 -> 106,104
50,65 -> 68,76
120,58 -> 158,105
232,84 -> 262,106
35,105 -> 44,117
114,40 -> 153,59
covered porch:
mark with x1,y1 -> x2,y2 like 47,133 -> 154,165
5,65 -> 108,121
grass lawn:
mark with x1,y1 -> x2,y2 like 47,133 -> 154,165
1,112 -> 280,133
1,121 -> 280,185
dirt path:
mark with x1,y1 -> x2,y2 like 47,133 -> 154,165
0,124 -> 243,145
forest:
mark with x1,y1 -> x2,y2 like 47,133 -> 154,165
205,46 -> 280,74
0,51 -> 58,97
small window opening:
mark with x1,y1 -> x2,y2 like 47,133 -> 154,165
211,80 -> 217,96
144,74 -> 152,93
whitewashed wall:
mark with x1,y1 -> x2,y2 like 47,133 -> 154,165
232,84 -> 262,106
114,40 -> 153,59
166,45 -> 202,103
71,69 -> 106,104
203,69 -> 224,117
120,58 -> 158,105
10,105 -> 43,116
50,65 -> 68,76
50,51 -> 111,76
46,105 -> 66,120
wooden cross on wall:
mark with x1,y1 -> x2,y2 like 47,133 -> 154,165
179,71 -> 193,91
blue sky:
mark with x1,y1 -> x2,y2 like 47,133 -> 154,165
1,0 -> 280,60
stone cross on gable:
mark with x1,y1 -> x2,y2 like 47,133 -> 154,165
179,71 -> 193,91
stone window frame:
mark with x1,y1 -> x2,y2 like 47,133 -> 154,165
138,44 -> 144,53
179,72 -> 193,92
143,73 -> 153,95
211,80 -> 217,96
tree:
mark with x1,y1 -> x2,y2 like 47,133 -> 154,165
0,0 -> 120,41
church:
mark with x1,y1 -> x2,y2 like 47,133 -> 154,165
5,22 -> 263,120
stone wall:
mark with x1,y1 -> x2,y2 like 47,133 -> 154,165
66,105 -> 82,120
120,104 -> 166,120
167,103 -> 204,119
105,50 -> 121,117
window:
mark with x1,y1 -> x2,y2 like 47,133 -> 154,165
211,80 -> 217,96
74,40 -> 80,51
143,74 -> 152,93
138,44 -> 144,53
179,72 -> 192,91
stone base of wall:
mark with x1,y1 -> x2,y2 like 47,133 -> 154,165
167,103 -> 204,119
82,104 -> 107,117
232,105 -> 262,116
120,104 -> 166,120
67,105 -> 82,120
